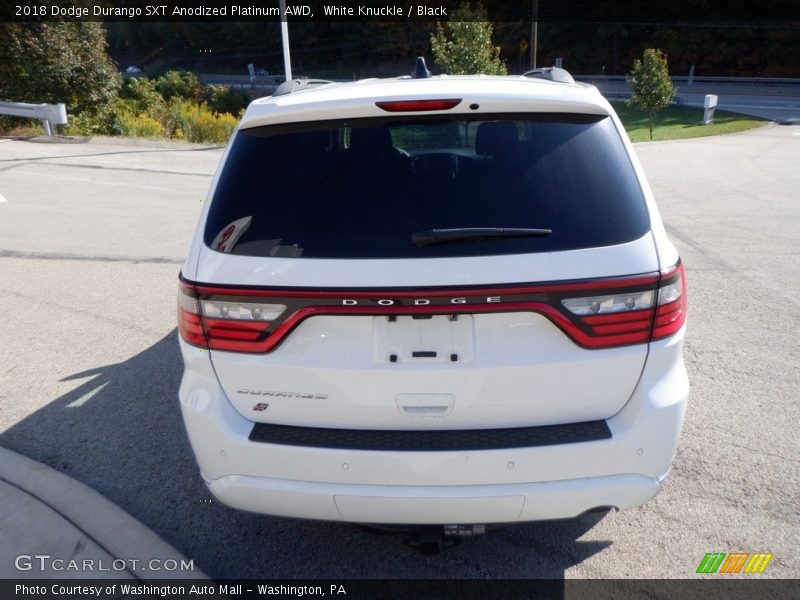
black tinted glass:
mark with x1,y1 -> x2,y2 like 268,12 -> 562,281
204,114 -> 649,259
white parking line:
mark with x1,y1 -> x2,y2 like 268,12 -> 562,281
0,193 -> 7,203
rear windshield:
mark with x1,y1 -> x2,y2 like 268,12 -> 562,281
205,113 -> 649,259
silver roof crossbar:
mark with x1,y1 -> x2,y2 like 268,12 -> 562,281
273,79 -> 335,96
522,67 -> 575,84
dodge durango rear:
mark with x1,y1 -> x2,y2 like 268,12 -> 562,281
177,66 -> 688,536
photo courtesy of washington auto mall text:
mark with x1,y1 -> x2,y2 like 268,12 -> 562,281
14,583 -> 348,598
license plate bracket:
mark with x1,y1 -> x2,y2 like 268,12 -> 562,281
373,314 -> 474,364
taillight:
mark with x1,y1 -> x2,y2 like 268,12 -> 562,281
177,284 -> 206,348
652,263 -> 687,340
178,262 -> 686,354
199,299 -> 286,321
559,262 -> 686,348
178,280 -> 286,352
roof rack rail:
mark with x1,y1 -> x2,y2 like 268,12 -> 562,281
522,67 -> 575,84
273,78 -> 335,96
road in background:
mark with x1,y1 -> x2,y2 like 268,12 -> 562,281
197,73 -> 800,122
577,76 -> 800,122
0,125 -> 798,578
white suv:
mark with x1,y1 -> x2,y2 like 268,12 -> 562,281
178,63 -> 688,529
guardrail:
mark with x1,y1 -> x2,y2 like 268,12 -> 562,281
575,75 -> 800,85
575,75 -> 800,97
0,101 -> 68,136
198,73 -> 286,93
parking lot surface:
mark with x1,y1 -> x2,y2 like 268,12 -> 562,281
0,125 -> 798,578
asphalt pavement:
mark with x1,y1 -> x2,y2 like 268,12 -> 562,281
0,123 -> 798,579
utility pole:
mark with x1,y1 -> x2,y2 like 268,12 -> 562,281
279,0 -> 292,81
530,0 -> 538,69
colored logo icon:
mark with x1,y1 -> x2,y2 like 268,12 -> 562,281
697,552 -> 773,574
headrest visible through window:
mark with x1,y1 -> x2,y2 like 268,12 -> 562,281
475,122 -> 518,157
350,126 -> 394,154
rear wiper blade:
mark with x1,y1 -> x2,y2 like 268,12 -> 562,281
412,227 -> 552,247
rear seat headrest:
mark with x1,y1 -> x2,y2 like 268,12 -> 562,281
475,122 -> 519,157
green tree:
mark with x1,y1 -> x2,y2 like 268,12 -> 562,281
0,23 -> 119,115
627,48 -> 676,140
430,2 -> 507,75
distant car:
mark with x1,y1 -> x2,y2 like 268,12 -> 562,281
255,68 -> 272,76
178,60 -> 688,533
125,66 -> 142,74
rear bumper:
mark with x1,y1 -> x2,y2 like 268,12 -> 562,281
209,472 -> 664,524
178,330 -> 688,524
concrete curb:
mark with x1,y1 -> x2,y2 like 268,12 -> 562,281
0,447 -> 205,580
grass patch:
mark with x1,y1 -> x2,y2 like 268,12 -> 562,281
612,102 -> 765,142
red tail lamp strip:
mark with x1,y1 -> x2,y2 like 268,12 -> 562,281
178,262 -> 686,353
652,262 -> 687,340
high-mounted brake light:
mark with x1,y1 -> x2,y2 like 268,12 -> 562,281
376,99 -> 462,112
178,262 -> 686,354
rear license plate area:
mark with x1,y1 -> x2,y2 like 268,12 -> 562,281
373,314 -> 474,363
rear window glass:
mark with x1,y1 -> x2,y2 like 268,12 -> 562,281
204,113 -> 649,259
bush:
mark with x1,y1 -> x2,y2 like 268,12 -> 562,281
61,70 -> 240,143
207,85 -> 251,115
65,111 -> 106,136
154,70 -> 205,102
65,101 -> 126,136
119,77 -> 167,116
0,116 -> 49,136
118,112 -> 165,138
167,99 -> 238,143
